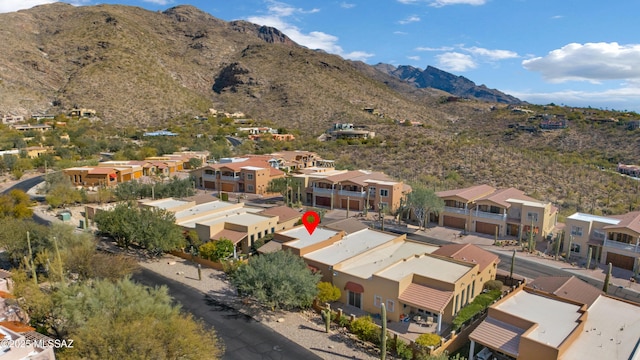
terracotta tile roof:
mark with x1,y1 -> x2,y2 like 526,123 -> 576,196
432,243 -> 499,272
211,229 -> 246,244
0,321 -> 34,333
436,184 -> 496,202
324,170 -> 396,186
257,240 -> 282,254
605,211 -> 640,234
528,276 -> 602,307
324,218 -> 369,234
398,283 -> 453,313
207,159 -> 272,172
88,167 -> 116,175
268,167 -> 285,177
476,187 -> 539,208
470,316 -> 525,357
344,281 -> 364,294
259,206 -> 301,223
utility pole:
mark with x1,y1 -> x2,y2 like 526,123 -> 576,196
365,187 -> 370,216
379,202 -> 384,231
346,196 -> 350,218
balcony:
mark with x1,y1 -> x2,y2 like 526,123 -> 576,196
338,190 -> 366,198
474,211 -> 506,221
312,187 -> 334,195
603,239 -> 640,253
220,175 -> 240,181
444,206 -> 469,215
202,174 -> 217,181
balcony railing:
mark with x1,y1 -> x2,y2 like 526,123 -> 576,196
444,206 -> 469,215
338,190 -> 366,198
474,211 -> 506,221
603,239 -> 640,253
312,187 -> 334,195
202,174 -> 216,181
220,175 -> 239,181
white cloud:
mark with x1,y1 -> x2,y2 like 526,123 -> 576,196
430,0 -> 487,7
522,42 -> 640,83
246,1 -> 369,61
397,0 -> 419,4
463,46 -> 519,60
399,15 -> 420,24
551,15 -> 564,20
408,55 -> 421,61
394,31 -> 409,35
437,52 -> 476,71
340,2 -> 356,9
0,0 -> 56,13
415,46 -> 454,51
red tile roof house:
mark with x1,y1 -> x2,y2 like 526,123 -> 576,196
436,185 -> 558,241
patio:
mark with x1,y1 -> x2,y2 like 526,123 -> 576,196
335,303 -> 449,342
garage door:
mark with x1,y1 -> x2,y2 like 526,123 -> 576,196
203,180 -> 216,189
606,252 -> 635,271
476,222 -> 498,236
315,196 -> 331,207
221,183 -> 234,192
341,199 -> 360,210
443,216 -> 466,229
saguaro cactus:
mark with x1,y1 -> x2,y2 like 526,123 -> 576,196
322,304 -> 331,333
586,247 -> 593,270
603,262 -> 612,293
380,303 -> 387,360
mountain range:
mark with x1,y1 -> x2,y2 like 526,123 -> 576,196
0,3 -> 520,129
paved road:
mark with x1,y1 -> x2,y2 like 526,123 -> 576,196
133,268 -> 322,360
226,136 -> 243,147
2,175 -> 44,197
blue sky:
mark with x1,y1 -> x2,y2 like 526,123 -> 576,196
4,0 -> 640,112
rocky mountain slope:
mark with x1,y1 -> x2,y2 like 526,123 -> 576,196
374,64 -> 522,104
0,3 -> 455,130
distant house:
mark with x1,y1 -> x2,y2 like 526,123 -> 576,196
540,115 -> 568,130
9,124 -> 52,132
143,130 -> 178,137
325,123 -> 375,141
617,163 -> 640,178
0,114 -> 24,124
627,120 -> 640,130
68,108 -> 96,117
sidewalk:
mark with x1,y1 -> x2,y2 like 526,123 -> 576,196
139,256 -> 379,360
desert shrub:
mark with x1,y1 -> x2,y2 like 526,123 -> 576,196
416,333 -> 442,348
483,280 -> 503,291
394,339 -> 414,360
337,315 -> 351,328
350,316 -> 380,344
316,282 -> 341,303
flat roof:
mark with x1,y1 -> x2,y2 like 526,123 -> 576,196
563,296 -> 640,360
567,212 -> 621,225
177,207 -> 262,228
198,212 -> 271,227
281,227 -> 339,249
241,166 -> 265,170
303,229 -> 398,266
495,291 -> 582,347
376,255 -> 472,283
506,198 -> 546,208
173,201 -> 238,221
145,199 -> 190,210
338,241 -> 439,279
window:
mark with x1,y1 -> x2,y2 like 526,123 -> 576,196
348,291 -> 362,308
246,173 -> 254,180
374,295 -> 382,308
526,212 -> 538,222
247,185 -> 254,192
368,187 -> 376,196
205,169 -> 214,175
386,300 -> 395,313
570,243 -> 581,253
380,189 -> 389,197
570,226 -> 583,236
455,294 -> 459,313
271,227 -> 275,234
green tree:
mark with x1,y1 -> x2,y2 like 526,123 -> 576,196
94,203 -> 183,255
316,281 -> 341,303
267,177 -> 290,205
188,157 -> 203,169
51,278 -> 222,359
230,250 -> 320,310
43,173 -> 83,208
0,189 -> 33,219
407,184 -> 444,230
